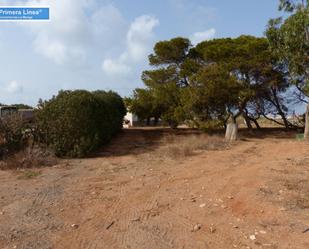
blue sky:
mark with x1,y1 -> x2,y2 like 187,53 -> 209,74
0,0 -> 282,106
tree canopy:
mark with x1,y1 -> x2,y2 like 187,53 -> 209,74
127,2 -> 309,135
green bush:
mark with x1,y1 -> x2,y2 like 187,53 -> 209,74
36,90 -> 126,158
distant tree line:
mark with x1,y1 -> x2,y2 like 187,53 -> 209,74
0,103 -> 33,109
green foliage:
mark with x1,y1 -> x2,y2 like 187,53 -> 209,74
149,37 -> 191,66
128,89 -> 160,121
267,1 -> 309,92
191,36 -> 288,123
18,170 -> 41,180
36,90 -> 125,158
131,34 -> 291,129
188,64 -> 241,122
279,0 -> 309,11
12,104 -> 33,110
0,103 -> 33,109
93,90 -> 127,138
130,37 -> 193,128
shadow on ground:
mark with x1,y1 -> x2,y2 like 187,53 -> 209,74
93,128 -> 203,157
92,127 -> 300,158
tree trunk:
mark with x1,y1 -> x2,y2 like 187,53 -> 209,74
154,117 -> 159,126
251,118 -> 261,129
304,104 -> 309,140
271,87 -> 290,129
225,119 -> 238,141
242,109 -> 252,129
244,116 -> 253,129
278,111 -> 290,129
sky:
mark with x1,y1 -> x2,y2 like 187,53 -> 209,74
0,0 -> 282,106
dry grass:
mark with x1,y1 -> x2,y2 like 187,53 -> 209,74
0,146 -> 57,170
277,157 -> 309,210
155,134 -> 229,159
17,170 -> 41,180
284,178 -> 309,209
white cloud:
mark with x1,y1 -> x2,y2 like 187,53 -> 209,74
126,15 -> 159,62
190,28 -> 216,45
102,15 -> 159,77
6,81 -> 23,94
102,59 -> 132,76
15,0 -> 127,65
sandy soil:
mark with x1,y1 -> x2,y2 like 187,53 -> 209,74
0,128 -> 308,249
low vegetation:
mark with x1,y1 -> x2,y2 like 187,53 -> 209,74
0,90 -> 126,166
154,135 -> 229,159
17,170 -> 41,180
0,114 -> 28,159
36,90 -> 126,158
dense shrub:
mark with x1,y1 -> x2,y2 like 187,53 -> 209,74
93,90 -> 127,139
0,115 -> 27,159
36,90 -> 126,158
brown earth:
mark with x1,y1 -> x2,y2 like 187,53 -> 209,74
0,128 -> 308,249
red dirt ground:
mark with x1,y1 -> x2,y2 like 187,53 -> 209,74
0,128 -> 308,249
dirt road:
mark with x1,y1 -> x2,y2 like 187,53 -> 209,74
0,128 -> 308,249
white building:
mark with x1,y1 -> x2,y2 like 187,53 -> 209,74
123,112 -> 139,128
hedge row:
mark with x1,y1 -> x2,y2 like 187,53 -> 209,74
36,90 -> 126,158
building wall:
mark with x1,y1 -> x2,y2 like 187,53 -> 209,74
123,112 -> 138,127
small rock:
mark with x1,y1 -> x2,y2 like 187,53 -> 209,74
0,211 -> 4,215
199,203 -> 206,208
91,191 -> 96,195
131,217 -> 140,222
192,224 -> 202,232
228,196 -> 234,199
210,225 -> 216,233
221,205 -> 227,209
191,197 -> 197,202
233,225 -> 239,229
249,235 -> 256,241
259,230 -> 267,234
71,224 -> 79,229
262,244 -> 273,247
